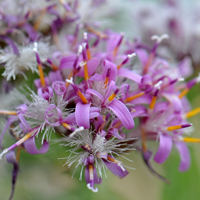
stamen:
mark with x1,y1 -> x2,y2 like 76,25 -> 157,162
108,88 -> 119,102
62,122 -> 74,131
46,59 -> 58,71
149,88 -> 159,110
125,87 -> 153,103
69,126 -> 84,138
83,32 -> 91,60
33,8 -> 46,30
184,107 -> 200,119
33,43 -> 46,88
151,34 -> 169,44
182,137 -> 200,143
143,53 -> 154,75
179,74 -> 200,98
66,78 -> 88,104
117,53 -> 136,69
141,128 -> 147,152
16,146 -> 22,162
85,25 -> 107,39
113,33 -> 124,57
104,68 -> 111,87
82,44 -> 89,81
167,123 -> 192,131
0,129 -> 37,159
0,110 -> 17,115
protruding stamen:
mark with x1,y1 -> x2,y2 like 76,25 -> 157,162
182,137 -> 200,143
46,59 -> 58,71
85,25 -> 107,39
167,124 -> 192,131
149,89 -> 159,110
151,34 -> 169,44
82,44 -> 89,81
108,88 -> 119,102
69,126 -> 84,138
184,107 -> 200,119
33,43 -> 46,88
0,110 -> 17,115
113,33 -> 124,57
141,128 -> 147,152
143,53 -> 154,75
117,53 -> 136,69
62,122 -> 74,131
83,32 -> 91,60
16,146 -> 22,162
104,68 -> 111,87
33,8 -> 47,30
66,78 -> 88,104
179,74 -> 200,98
107,156 -> 125,171
0,129 -> 36,159
125,87 -> 153,103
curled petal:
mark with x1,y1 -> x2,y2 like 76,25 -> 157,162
106,99 -> 134,129
154,134 -> 173,164
44,104 -> 62,126
75,102 -> 90,129
38,86 -> 53,100
52,81 -> 66,96
18,113 -> 32,132
24,137 -> 49,154
175,141 -> 191,172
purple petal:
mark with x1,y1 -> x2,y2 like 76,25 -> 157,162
118,68 -> 142,84
85,165 -> 101,184
75,102 -> 90,129
131,105 -> 148,118
89,74 -> 104,81
106,99 -> 134,129
23,137 -> 49,154
135,48 -> 149,67
174,141 -> 191,172
86,89 -> 104,102
103,60 -> 117,81
104,80 -> 116,101
178,57 -> 193,78
103,159 -> 128,178
108,128 -> 125,140
154,134 -> 173,164
77,58 -> 100,77
142,150 -> 170,183
5,151 -> 19,200
49,71 -> 63,83
60,55 -> 77,69
163,93 -> 182,113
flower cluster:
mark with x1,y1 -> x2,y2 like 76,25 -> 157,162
0,0 -> 200,199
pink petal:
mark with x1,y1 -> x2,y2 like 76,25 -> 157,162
154,133 -> 173,164
75,102 -> 90,129
106,99 -> 134,129
175,141 -> 191,172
